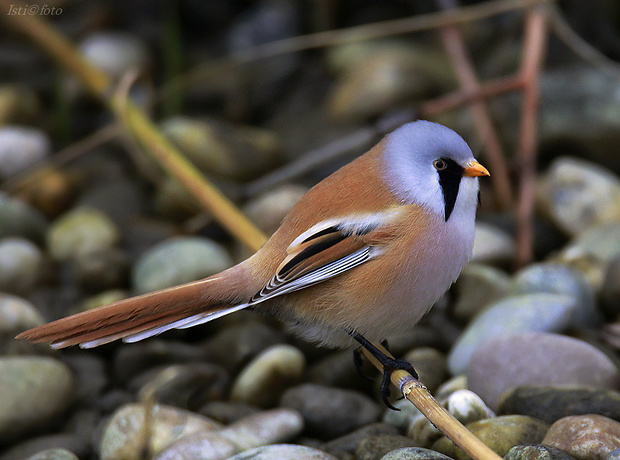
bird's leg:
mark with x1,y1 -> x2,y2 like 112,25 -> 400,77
349,330 -> 418,410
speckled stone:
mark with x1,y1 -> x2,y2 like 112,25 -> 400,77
543,414 -> 620,460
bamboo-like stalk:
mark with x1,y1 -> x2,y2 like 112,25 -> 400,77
0,1 -> 268,253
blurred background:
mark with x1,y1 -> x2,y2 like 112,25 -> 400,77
1,1 -> 620,459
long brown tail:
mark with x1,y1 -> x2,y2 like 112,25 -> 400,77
16,265 -> 256,349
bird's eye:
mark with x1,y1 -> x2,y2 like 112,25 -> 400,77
433,159 -> 447,171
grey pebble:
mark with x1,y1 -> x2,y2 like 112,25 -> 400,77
538,156 -> 620,236
0,125 -> 50,179
467,333 -> 620,410
321,423 -> 400,458
499,385 -> 620,425
452,263 -> 511,321
1,435 -> 85,460
471,222 -> 516,265
0,357 -> 74,443
61,353 -> 108,406
504,444 -> 577,460
231,344 -> 305,407
243,185 -> 308,236
132,236 -> 232,294
601,254 -> 620,318
402,348 -> 448,393
355,435 -> 419,460
280,383 -> 381,439
307,349 -> 366,391
23,448 -> 80,460
199,401 -> 260,424
0,237 -> 43,294
79,31 -> 150,80
70,247 -> 130,292
379,447 -> 455,460
448,293 -> 580,375
133,363 -> 229,411
99,403 -> 223,460
0,192 -> 48,243
226,444 -> 338,460
48,207 -> 119,262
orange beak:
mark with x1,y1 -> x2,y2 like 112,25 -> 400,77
464,160 -> 490,177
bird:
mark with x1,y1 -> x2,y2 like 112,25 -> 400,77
17,120 -> 489,408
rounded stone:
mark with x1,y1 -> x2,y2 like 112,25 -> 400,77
280,383 -> 381,439
160,116 -> 280,180
322,423 -> 400,458
467,333 -> 620,410
132,237 -> 232,294
134,363 -> 229,411
218,408 -> 305,451
0,125 -> 51,179
100,403 -> 223,460
402,348 -> 448,393
70,247 -> 130,292
25,448 -> 80,460
0,192 -> 48,243
243,184 -> 308,236
0,293 -> 44,335
48,207 -> 119,261
80,32 -> 150,80
226,444 -> 338,460
601,255 -> 620,318
152,431 -> 239,460
504,444 -> 577,460
379,447 -> 455,460
499,385 -> 620,425
355,435 -> 419,460
471,222 -> 516,266
231,344 -> 306,407
0,357 -> 74,443
199,401 -> 260,424
539,156 -> 620,236
542,414 -> 620,460
433,415 -> 549,459
509,263 -> 597,327
448,294 -> 579,375
0,237 -> 43,294
452,263 -> 511,321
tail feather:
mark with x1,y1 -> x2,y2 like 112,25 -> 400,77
16,269 -> 254,349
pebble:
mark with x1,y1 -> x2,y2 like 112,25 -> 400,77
280,383 -> 382,439
0,357 -> 74,443
407,390 -> 494,446
355,435 -> 419,460
467,332 -> 620,410
154,408 -> 304,460
231,344 -> 306,407
77,179 -> 146,227
504,444 -> 577,460
327,41 -> 453,121
160,116 -> 280,180
0,293 -> 44,336
0,125 -> 51,179
601,255 -> 620,318
24,448 -> 80,460
379,447 -> 455,460
307,349 -> 363,391
14,167 -> 75,218
226,444 -> 338,460
3,434 -> 87,460
199,401 -> 260,424
201,321 -> 285,372
543,414 -> 620,460
243,184 -> 308,236
402,348 -> 448,393
538,156 -> 620,236
47,207 -> 119,262
0,84 -> 40,125
433,415 -> 549,459
452,263 -> 511,321
61,353 -> 108,406
132,236 -> 233,294
0,192 -> 48,243
609,448 -> 620,460
471,222 -> 515,266
509,262 -> 598,327
321,423 -> 400,458
448,293 -> 579,375
70,247 -> 130,292
79,32 -> 150,80
99,403 -> 223,460
133,363 -> 229,411
113,340 -> 206,383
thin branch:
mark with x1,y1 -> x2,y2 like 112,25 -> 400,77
436,0 -> 514,210
0,1 -> 268,253
515,6 -> 549,268
361,346 -> 502,460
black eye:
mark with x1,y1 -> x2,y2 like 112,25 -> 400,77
433,159 -> 447,171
